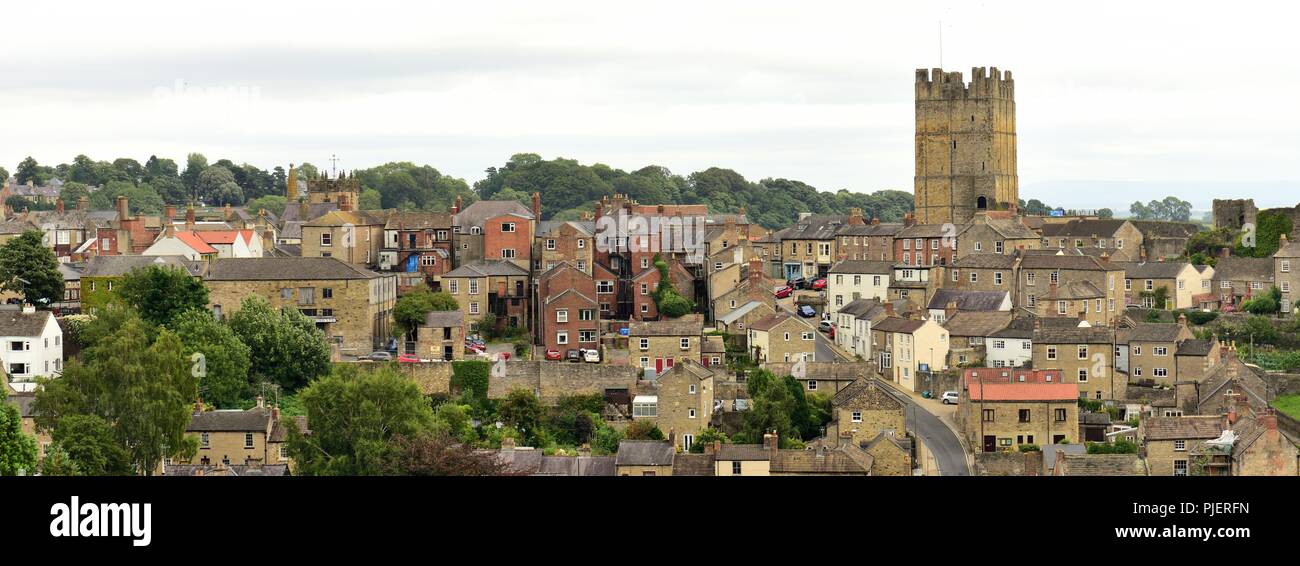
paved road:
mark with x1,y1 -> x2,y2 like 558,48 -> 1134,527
813,328 -> 847,362
901,397 -> 970,476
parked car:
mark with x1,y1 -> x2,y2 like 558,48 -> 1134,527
397,354 -> 421,363
583,348 -> 601,363
818,320 -> 834,333
796,305 -> 817,318
565,349 -> 582,362
545,349 -> 563,361
368,351 -> 393,362
787,277 -> 808,290
811,278 -> 827,290
941,391 -> 960,405
774,286 -> 794,299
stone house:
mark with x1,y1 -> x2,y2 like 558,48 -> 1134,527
1031,322 -> 1119,401
172,400 -> 307,472
614,440 -> 675,476
747,313 -> 817,364
960,368 -> 1078,452
985,315 -> 1035,368
436,259 -> 531,331
826,259 -> 892,314
414,310 -> 464,361
1173,337 -> 1222,387
887,263 -> 942,313
708,442 -> 773,476
204,257 -> 398,354
80,255 -> 204,314
300,207 -> 387,269
1052,452 -> 1149,476
379,211 -> 455,285
452,199 -> 535,266
822,378 -> 907,449
1274,233 -> 1299,313
941,311 -> 1012,367
833,298 -> 891,360
1139,415 -> 1225,476
894,222 -> 968,268
926,288 -> 1011,324
628,317 -> 704,375
776,213 -> 849,280
710,257 -> 777,323
956,214 -> 1042,258
1114,319 -> 1194,388
651,359 -> 715,452
1017,254 -> 1125,326
1211,257 -> 1275,309
1226,411 -> 1299,476
833,218 -> 901,262
714,300 -> 775,340
1039,219 -> 1144,261
946,253 -> 1019,299
1116,261 -> 1204,309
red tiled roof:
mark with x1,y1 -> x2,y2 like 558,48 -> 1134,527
174,231 -> 218,254
195,230 -> 254,245
967,382 -> 1078,402
964,368 -> 1064,386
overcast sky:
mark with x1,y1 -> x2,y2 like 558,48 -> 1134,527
2,1 -> 1298,211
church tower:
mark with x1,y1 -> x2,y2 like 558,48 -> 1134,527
913,67 -> 1018,224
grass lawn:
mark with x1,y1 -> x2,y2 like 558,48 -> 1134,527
1271,395 -> 1300,420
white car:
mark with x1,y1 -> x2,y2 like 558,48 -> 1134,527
940,391 -> 960,405
582,348 -> 601,363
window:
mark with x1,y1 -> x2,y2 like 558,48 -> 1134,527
633,401 -> 657,417
545,239 -> 556,250
689,384 -> 697,394
579,330 -> 596,342
597,280 -> 613,294
802,332 -> 814,341
641,283 -> 649,295
501,222 -> 516,233
952,269 -> 960,282
1078,345 -> 1088,359
641,258 -> 649,269
1154,367 -> 1168,378
201,433 -> 210,449
639,338 -> 649,351
468,280 -> 479,295
680,338 -> 690,350
469,302 -> 479,314
995,241 -> 1004,254
1057,301 -> 1067,315
970,272 -> 978,283
1173,439 -> 1187,451
1283,260 -> 1291,273
1018,409 -> 1031,423
245,433 -> 254,449
903,239 -> 911,250
8,363 -> 28,375
1027,294 -> 1036,307
982,409 -> 995,422
320,233 -> 332,246
1173,460 -> 1188,476
974,242 -> 982,252
995,272 -> 1004,285
448,280 -> 459,294
1047,346 -> 1057,360
501,248 -> 516,259
1078,368 -> 1088,382
851,411 -> 862,423
9,341 -> 28,351
1026,272 -> 1035,286
930,240 -> 938,250
732,461 -> 742,475
1050,272 -> 1059,284
1054,408 -> 1067,422
993,340 -> 1006,349
808,380 -> 818,391
1154,346 -> 1168,356
556,309 -> 568,323
580,309 -> 594,321
1125,279 -> 1132,291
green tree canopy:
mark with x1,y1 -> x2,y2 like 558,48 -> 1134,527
117,265 -> 210,326
48,414 -> 133,476
393,289 -> 459,334
0,230 -> 64,307
169,309 -> 252,408
0,388 -> 38,476
228,296 -> 331,391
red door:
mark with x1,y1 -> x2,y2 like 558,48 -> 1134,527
665,358 -> 674,371
655,358 -> 664,373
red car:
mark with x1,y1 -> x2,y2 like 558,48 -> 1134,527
544,349 -> 563,361
811,278 -> 827,290
397,354 -> 421,363
774,286 -> 794,299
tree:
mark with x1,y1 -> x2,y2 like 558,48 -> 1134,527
1097,208 -> 1114,219
116,265 -> 209,325
624,420 -> 664,440
378,433 -> 510,476
0,389 -> 38,476
181,153 -> 208,195
169,309 -> 252,408
498,389 -> 544,443
285,364 -> 435,475
246,195 -> 287,218
228,296 -> 331,391
15,156 -> 53,186
47,414 -> 133,476
32,317 -> 198,475
0,230 -> 64,306
359,188 -> 382,211
393,290 -> 459,334
196,167 -> 236,205
58,181 -> 91,207
151,176 -> 189,205
38,444 -> 81,476
88,180 -> 165,214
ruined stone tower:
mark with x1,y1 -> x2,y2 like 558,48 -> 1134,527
913,67 -> 1018,224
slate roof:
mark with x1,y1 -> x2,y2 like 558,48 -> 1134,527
279,202 -> 339,224
614,440 -> 675,466
1143,415 -> 1224,441
981,217 -> 1041,239
770,445 -> 872,474
830,378 -> 904,409
1128,220 -> 1200,239
942,311 -> 1012,337
988,315 -> 1036,339
1275,236 -> 1300,258
385,211 -> 453,230
187,407 -> 273,432
537,220 -> 595,237
671,453 -> 716,476
1055,453 -> 1148,476
748,313 -> 808,332
952,253 -> 1018,269
897,223 -> 969,239
833,222 -> 902,236
716,301 -> 769,325
1117,322 -> 1185,343
5,391 -> 36,418
268,416 -> 310,442
441,259 -> 530,278
628,318 -> 703,337
716,444 -> 773,461
423,310 -> 464,328
83,255 -> 202,277
1019,254 -> 1112,271
1045,281 -> 1104,300
1039,219 -> 1130,237
837,298 -> 882,319
927,289 -> 1009,312
780,214 -> 849,240
872,317 -> 926,334
206,257 -> 380,280
0,309 -> 53,337
1176,339 -> 1215,356
531,455 -> 617,476
454,200 -> 534,230
1115,261 -> 1190,279
1213,257 -> 1274,282
1033,325 -> 1115,344
828,260 -> 894,274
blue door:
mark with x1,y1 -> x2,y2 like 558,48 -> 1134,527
784,263 -> 801,280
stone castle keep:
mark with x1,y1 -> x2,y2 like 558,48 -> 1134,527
913,67 -> 1019,224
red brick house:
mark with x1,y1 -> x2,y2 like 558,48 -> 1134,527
893,219 -> 968,268
535,262 -> 600,354
631,259 -> 697,320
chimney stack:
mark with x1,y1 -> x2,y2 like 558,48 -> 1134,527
903,213 -> 916,228
116,196 -> 130,221
531,191 -> 541,219
186,203 -> 196,231
339,193 -> 352,212
286,163 -> 297,201
945,300 -> 959,321
165,204 -> 176,221
870,217 -> 880,226
883,302 -> 894,317
56,198 -> 64,214
748,256 -> 763,282
77,196 -> 88,212
299,199 -> 309,222
848,208 -> 864,226
762,430 -> 779,452
223,203 -> 231,219
452,195 -> 462,215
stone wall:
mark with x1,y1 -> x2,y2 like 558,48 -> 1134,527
973,450 -> 1042,476
488,361 -> 641,403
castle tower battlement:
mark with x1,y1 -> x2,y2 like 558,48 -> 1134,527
913,66 -> 1019,225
